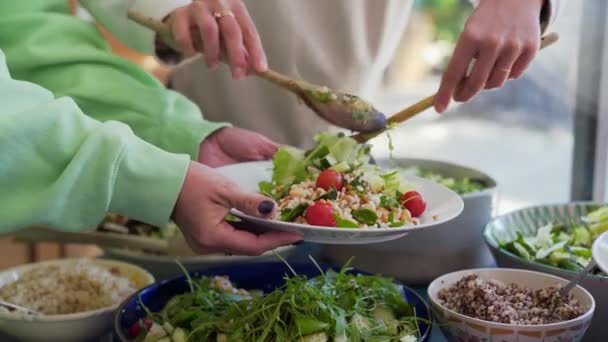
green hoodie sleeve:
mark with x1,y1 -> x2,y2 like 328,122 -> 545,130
0,0 -> 228,161
0,50 -> 188,234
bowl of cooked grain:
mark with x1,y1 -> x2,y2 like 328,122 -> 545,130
428,268 -> 595,342
0,258 -> 154,342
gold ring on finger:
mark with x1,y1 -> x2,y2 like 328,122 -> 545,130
213,9 -> 234,20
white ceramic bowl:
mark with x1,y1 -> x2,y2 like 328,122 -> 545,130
593,231 -> 608,274
323,158 -> 497,283
428,268 -> 595,342
102,245 -> 298,280
484,202 -> 608,340
0,258 -> 154,342
216,161 -> 464,244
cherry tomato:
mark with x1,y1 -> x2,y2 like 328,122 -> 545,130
305,202 -> 337,227
129,322 -> 141,339
401,191 -> 426,217
316,169 -> 344,191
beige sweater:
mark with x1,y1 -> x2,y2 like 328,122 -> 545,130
93,0 -> 561,148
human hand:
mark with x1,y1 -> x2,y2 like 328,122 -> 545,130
173,162 -> 302,255
434,0 -> 544,113
199,127 -> 280,167
167,0 -> 267,79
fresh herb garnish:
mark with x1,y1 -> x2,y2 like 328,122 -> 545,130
334,214 -> 359,228
380,195 -> 400,208
280,203 -> 308,222
317,188 -> 338,201
351,209 -> 379,226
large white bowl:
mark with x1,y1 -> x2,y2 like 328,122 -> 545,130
102,245 -> 298,280
0,258 -> 154,342
323,158 -> 497,283
428,268 -> 595,342
216,161 -> 464,244
484,202 -> 608,341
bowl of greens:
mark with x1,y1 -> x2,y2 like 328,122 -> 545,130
483,202 -> 608,341
115,261 -> 431,342
323,158 -> 496,284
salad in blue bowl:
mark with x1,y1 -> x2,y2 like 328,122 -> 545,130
115,261 -> 431,342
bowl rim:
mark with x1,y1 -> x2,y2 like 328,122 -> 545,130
102,245 -> 296,263
374,157 -> 498,199
0,258 -> 154,322
427,267 -> 596,329
114,261 -> 433,341
482,201 -> 608,281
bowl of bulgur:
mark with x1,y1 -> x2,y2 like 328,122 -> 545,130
428,268 -> 595,342
0,258 -> 154,342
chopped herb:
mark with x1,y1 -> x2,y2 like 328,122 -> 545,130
317,188 -> 338,201
334,214 -> 359,228
280,203 -> 308,222
380,195 -> 400,208
351,209 -> 379,226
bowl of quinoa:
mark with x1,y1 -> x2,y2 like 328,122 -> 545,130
428,268 -> 595,341
0,258 -> 154,341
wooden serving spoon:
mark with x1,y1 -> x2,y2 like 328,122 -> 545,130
351,32 -> 560,144
126,10 -> 386,134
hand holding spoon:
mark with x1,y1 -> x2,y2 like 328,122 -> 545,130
126,10 -> 386,133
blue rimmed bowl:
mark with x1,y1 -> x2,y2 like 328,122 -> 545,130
483,202 -> 608,340
114,262 -> 432,341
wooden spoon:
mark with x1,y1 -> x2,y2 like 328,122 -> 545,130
126,10 -> 386,134
351,32 -> 560,144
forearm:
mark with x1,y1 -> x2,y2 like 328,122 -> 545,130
0,4 -> 228,161
0,51 -> 188,234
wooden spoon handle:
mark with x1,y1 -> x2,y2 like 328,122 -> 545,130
352,32 -> 559,144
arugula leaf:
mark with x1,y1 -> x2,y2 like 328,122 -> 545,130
280,203 -> 308,222
351,209 -> 378,226
317,188 -> 338,201
334,215 -> 359,228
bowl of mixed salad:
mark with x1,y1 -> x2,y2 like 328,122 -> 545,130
483,202 -> 608,340
215,132 -> 464,244
323,158 -> 496,283
115,261 -> 431,342
97,215 -> 298,280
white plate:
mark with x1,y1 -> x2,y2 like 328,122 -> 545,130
593,231 -> 608,274
216,161 -> 464,244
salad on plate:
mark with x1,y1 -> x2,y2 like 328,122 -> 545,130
498,206 -> 608,276
259,132 -> 428,228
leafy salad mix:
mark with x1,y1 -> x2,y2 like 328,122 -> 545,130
259,132 -> 427,228
130,261 -> 423,342
399,167 -> 486,195
498,206 -> 608,275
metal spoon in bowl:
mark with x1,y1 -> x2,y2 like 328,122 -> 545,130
0,299 -> 41,316
559,259 -> 596,297
126,10 -> 387,134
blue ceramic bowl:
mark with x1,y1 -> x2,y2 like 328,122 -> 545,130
115,262 -> 432,341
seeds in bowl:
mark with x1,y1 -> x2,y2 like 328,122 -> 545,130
437,274 -> 585,325
0,260 -> 137,315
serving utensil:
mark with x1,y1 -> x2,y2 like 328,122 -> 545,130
0,299 -> 41,316
11,225 -> 196,256
351,32 -> 560,144
559,260 -> 597,297
126,10 -> 386,134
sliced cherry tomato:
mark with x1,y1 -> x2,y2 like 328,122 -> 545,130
129,321 -> 141,339
401,191 -> 427,217
316,169 -> 344,191
305,202 -> 337,227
